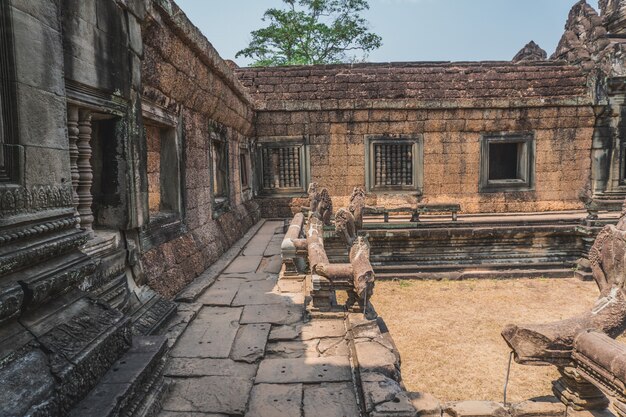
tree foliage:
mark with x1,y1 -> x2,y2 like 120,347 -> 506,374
236,0 -> 382,66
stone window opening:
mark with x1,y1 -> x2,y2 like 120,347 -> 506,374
255,137 -> 309,196
240,146 -> 251,190
365,135 -> 423,193
209,128 -> 230,216
90,114 -> 124,231
480,133 -> 535,192
145,122 -> 182,222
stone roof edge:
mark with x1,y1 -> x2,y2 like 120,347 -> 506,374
255,97 -> 595,112
150,0 -> 258,109
236,60 -> 583,73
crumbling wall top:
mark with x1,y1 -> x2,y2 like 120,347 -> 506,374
236,61 -> 589,110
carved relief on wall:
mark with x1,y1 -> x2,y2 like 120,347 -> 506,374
0,185 -> 73,216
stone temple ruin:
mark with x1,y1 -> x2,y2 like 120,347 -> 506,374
9,0 -> 626,416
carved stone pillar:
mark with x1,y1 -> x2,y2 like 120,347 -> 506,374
77,109 -> 94,235
553,366 -> 609,411
67,106 -> 80,223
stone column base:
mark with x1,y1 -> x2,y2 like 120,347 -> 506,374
553,367 -> 610,411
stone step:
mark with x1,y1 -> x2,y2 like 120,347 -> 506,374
373,262 -> 576,280
68,335 -> 169,417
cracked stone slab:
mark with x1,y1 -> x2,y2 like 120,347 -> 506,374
170,307 -> 242,358
354,340 -> 399,379
318,337 -> 349,357
222,272 -> 275,282
225,255 -> 263,274
230,323 -> 271,363
196,278 -> 243,306
258,255 -> 283,274
373,391 -> 417,417
263,236 -> 284,257
241,303 -> 303,325
246,383 -> 303,417
268,324 -> 302,341
408,392 -> 442,417
361,372 -> 403,413
303,382 -> 359,417
243,234 -> 273,256
265,340 -> 320,359
300,319 -> 346,340
231,280 -> 282,306
255,356 -> 352,384
165,358 -> 257,379
161,309 -> 198,348
162,376 -> 253,415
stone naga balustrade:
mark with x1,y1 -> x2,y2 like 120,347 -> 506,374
502,204 -> 626,412
280,184 -> 376,318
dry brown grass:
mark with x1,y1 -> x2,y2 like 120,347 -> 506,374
371,278 -> 599,403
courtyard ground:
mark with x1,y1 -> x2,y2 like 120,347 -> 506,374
372,278 -> 600,403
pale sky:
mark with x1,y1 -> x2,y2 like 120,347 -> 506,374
176,0 -> 602,67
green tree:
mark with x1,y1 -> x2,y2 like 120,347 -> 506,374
236,0 -> 382,66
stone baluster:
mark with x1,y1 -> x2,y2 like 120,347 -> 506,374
271,149 -> 280,189
294,149 -> 301,187
67,106 -> 80,223
288,148 -> 295,187
406,144 -> 411,185
77,109 -> 94,235
374,145 -> 382,185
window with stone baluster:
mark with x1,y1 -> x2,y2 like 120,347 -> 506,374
256,137 -> 309,196
209,127 -> 230,216
365,135 -> 423,193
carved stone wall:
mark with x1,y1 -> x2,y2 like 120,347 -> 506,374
139,1 -> 259,298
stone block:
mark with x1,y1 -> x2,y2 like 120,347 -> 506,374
268,324 -> 302,341
241,303 -> 303,325
170,307 -> 242,358
196,278 -> 243,306
255,356 -> 352,384
246,383 -> 303,417
17,83 -> 70,151
230,323 -> 271,363
225,255 -> 263,273
303,382 -> 360,417
231,279 -> 283,306
445,401 -> 509,417
409,392 -> 442,417
12,8 -> 65,95
362,372 -> 403,413
354,340 -> 400,380
0,348 -> 56,417
265,339 -> 321,359
162,376 -> 253,415
372,391 -> 419,417
300,319 -> 346,340
165,357 -> 257,380
509,397 -> 565,417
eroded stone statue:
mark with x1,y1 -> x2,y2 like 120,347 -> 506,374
502,210 -> 626,366
348,186 -> 366,231
307,182 -> 333,225
335,207 -> 357,247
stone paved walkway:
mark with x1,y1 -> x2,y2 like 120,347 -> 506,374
158,221 -> 360,417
